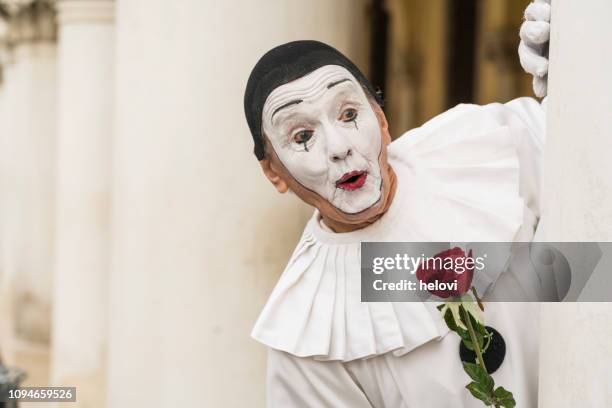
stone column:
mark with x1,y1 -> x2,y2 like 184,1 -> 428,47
51,1 -> 114,406
0,0 -> 57,347
539,0 -> 612,406
107,0 -> 367,406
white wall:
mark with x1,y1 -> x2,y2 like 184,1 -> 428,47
106,1 -> 367,406
539,0 -> 612,406
542,1 -> 612,242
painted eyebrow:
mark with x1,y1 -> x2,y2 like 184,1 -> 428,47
270,78 -> 353,123
271,99 -> 303,122
327,78 -> 351,89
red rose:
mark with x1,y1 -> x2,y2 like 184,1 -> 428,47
416,247 -> 474,298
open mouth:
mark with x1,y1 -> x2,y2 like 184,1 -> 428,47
335,170 -> 367,191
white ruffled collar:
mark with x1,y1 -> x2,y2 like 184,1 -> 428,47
251,224 -> 451,361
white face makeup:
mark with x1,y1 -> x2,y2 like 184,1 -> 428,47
262,65 -> 383,214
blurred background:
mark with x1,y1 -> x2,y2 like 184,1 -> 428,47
0,0 -> 533,406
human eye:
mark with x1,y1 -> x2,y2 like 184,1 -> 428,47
339,107 -> 358,123
292,129 -> 314,151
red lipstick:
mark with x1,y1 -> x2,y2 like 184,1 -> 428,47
336,170 -> 367,191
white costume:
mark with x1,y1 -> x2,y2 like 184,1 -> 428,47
253,97 -> 546,407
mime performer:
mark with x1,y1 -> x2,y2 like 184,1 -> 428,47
243,2 -> 551,407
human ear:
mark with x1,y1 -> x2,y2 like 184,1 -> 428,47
370,100 -> 391,145
259,158 -> 289,194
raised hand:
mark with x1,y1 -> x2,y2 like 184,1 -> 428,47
518,0 -> 551,97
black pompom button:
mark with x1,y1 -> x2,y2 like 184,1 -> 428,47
459,326 -> 506,374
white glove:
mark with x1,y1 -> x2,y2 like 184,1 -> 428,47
518,0 -> 551,97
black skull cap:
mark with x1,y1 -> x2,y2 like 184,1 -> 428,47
244,40 -> 382,160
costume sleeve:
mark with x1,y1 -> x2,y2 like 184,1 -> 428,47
485,97 -> 546,227
266,348 -> 373,408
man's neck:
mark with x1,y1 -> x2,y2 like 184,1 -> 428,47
320,165 -> 398,233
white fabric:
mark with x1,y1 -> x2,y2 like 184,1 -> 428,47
254,97 -> 546,406
268,303 -> 539,408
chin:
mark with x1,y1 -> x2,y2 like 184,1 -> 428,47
333,178 -> 382,214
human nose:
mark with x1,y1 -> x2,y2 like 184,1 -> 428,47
324,125 -> 352,162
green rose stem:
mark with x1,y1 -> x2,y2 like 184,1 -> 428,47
460,304 -> 507,408
460,305 -> 487,374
